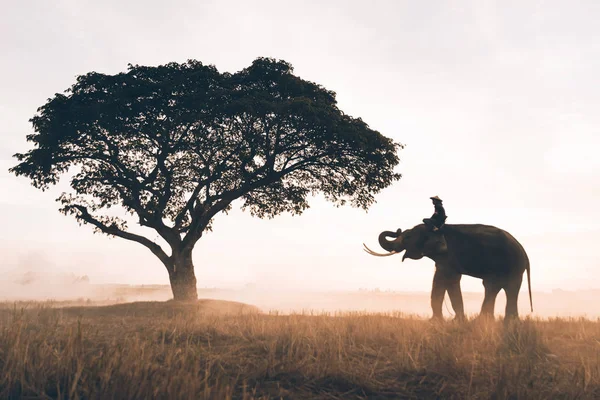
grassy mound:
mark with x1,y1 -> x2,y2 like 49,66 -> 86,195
61,299 -> 262,318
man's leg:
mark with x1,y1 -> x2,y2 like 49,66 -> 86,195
423,218 -> 434,230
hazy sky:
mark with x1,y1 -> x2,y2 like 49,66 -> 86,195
1,0 -> 599,294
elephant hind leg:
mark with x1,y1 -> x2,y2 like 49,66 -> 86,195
480,280 -> 501,318
504,274 -> 523,320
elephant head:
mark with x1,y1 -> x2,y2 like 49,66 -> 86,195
366,224 -> 447,262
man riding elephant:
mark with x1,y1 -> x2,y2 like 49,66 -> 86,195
423,196 -> 446,231
363,220 -> 533,321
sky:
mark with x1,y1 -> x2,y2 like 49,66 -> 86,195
1,0 -> 599,295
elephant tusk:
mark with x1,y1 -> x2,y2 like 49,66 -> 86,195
363,243 -> 398,257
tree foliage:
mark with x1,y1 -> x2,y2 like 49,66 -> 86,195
11,58 -> 402,261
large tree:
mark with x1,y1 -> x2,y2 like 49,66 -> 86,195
10,58 -> 402,300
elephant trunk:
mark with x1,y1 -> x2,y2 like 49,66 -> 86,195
378,229 -> 403,252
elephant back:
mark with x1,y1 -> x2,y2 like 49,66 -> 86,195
442,224 -> 528,278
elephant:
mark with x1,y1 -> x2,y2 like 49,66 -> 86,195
364,223 -> 532,321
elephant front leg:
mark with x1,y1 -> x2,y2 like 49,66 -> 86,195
446,275 -> 465,321
430,269 -> 447,320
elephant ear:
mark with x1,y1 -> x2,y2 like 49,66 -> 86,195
423,232 -> 448,255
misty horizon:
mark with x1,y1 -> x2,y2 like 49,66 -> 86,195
2,272 -> 599,319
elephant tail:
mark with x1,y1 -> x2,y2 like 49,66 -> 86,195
526,263 -> 533,312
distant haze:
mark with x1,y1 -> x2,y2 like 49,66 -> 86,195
1,1 -> 599,300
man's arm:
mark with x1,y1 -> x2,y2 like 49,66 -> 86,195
434,203 -> 446,217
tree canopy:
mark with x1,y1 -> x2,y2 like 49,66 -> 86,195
10,57 -> 402,299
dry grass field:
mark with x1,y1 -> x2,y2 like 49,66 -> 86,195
0,300 -> 599,399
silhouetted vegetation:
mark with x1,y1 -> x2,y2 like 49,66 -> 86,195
0,302 -> 598,399
10,58 -> 402,300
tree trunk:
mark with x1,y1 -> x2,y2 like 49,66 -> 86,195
168,250 -> 198,301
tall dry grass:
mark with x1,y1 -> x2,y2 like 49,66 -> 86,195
0,301 -> 598,399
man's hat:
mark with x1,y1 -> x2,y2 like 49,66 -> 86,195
430,196 -> 443,202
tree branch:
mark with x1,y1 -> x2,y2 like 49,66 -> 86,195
71,204 -> 173,270
173,140 -> 246,231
